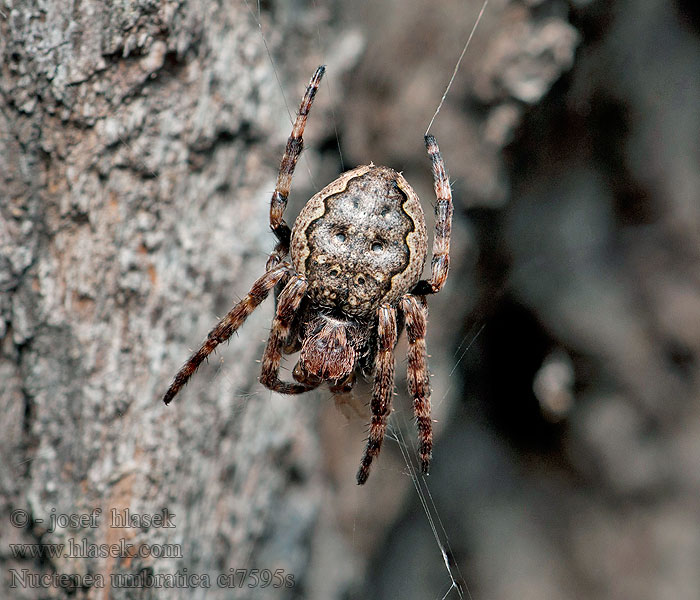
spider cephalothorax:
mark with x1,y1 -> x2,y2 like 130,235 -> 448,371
163,66 -> 453,484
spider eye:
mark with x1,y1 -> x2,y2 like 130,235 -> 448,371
335,232 -> 346,243
371,241 -> 383,252
329,268 -> 340,277
380,206 -> 391,217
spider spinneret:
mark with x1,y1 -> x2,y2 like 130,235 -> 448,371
163,65 -> 453,485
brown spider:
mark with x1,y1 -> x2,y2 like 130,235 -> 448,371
163,66 -> 453,485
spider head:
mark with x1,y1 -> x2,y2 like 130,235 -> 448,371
295,317 -> 356,383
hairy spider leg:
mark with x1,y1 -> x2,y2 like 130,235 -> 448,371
162,263 -> 291,405
260,274 -> 319,394
412,134 -> 453,295
400,294 -> 432,473
357,304 -> 398,485
267,65 -> 326,271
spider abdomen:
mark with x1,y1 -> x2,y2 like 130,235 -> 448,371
291,165 -> 428,317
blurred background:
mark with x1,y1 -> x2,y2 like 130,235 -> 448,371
2,0 -> 699,598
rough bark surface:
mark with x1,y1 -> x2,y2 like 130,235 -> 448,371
1,1 -> 334,598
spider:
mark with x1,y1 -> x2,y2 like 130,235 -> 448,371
163,65 -> 453,485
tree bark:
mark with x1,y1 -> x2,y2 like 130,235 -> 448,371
1,1 -> 327,598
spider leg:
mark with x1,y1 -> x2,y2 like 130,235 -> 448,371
260,274 -> 318,394
400,294 -> 432,474
267,65 -> 326,271
412,134 -> 453,295
162,263 -> 291,405
357,304 -> 398,485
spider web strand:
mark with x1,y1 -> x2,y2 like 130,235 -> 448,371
425,0 -> 489,135
389,420 -> 472,600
